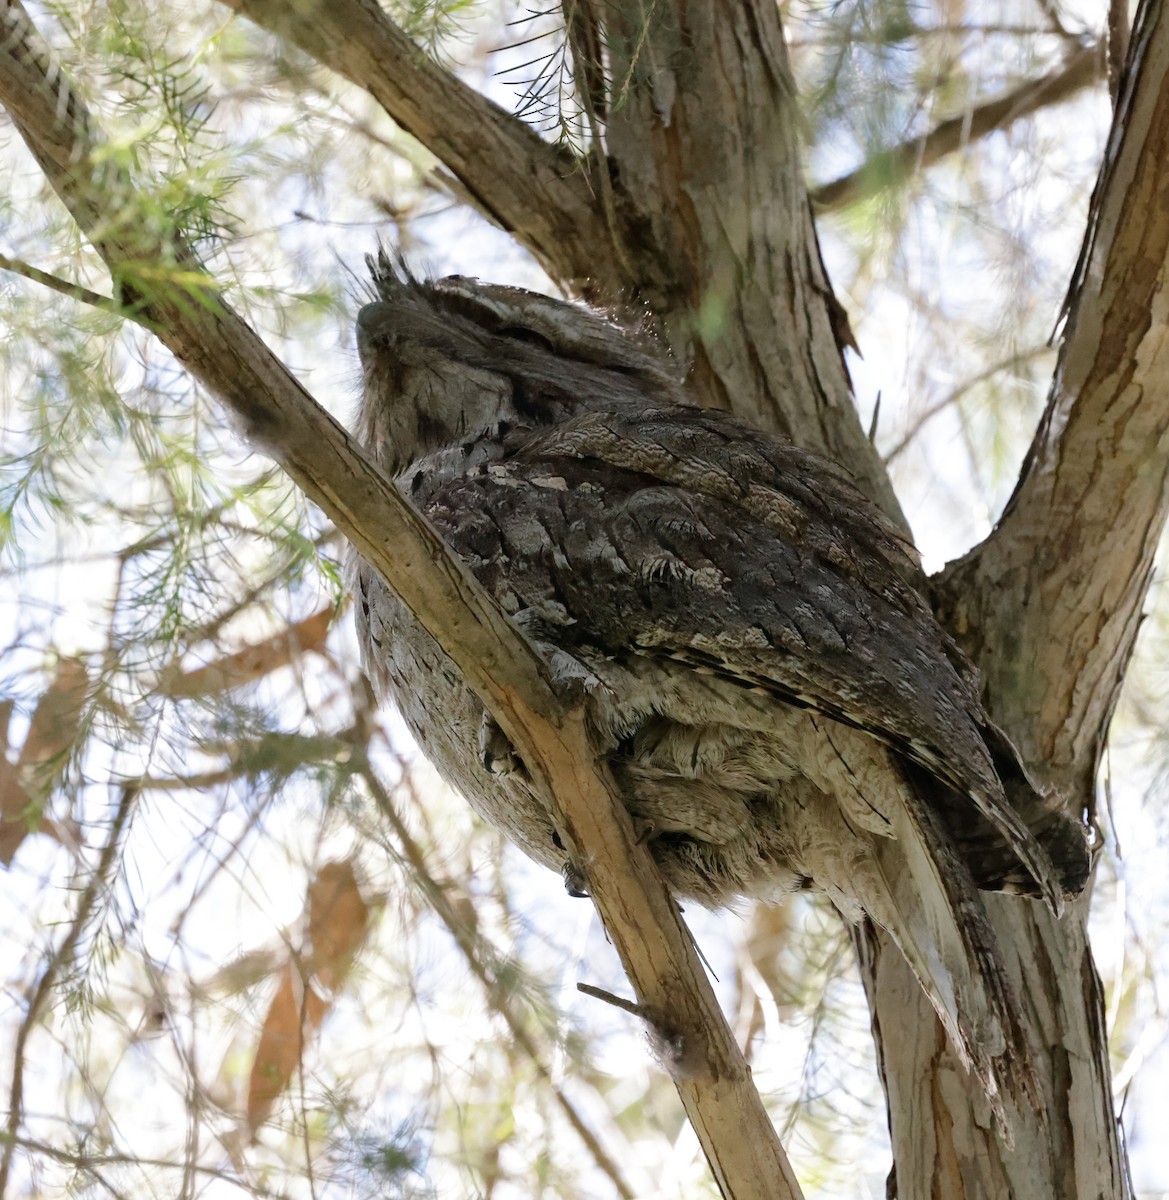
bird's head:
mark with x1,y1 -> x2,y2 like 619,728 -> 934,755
355,255 -> 681,474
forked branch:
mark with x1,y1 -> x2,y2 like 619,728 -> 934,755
937,0 -> 1169,792
215,0 -> 618,292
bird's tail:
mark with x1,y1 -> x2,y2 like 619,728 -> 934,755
800,780 -> 1036,1133
974,718 -> 1092,900
869,783 -> 1037,1127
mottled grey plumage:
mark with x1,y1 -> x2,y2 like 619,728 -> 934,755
349,258 -> 1088,1110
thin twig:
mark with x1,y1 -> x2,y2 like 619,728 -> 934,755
0,252 -> 121,314
577,981 -> 645,1017
6,1133 -> 295,1199
812,42 -> 1104,212
881,346 -> 1052,464
358,757 -> 640,1200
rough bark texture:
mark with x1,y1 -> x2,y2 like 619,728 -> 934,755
875,0 -> 1169,1188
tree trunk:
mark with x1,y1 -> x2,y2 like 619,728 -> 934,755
572,4 -> 1139,1187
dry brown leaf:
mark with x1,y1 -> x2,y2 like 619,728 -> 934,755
160,605 -> 336,698
19,657 -> 88,776
306,859 -> 370,991
246,962 -> 331,1133
198,947 -> 283,998
0,658 -> 88,865
0,760 -> 31,866
243,860 -> 369,1132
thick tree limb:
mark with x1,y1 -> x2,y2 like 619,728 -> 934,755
0,3 -> 803,1195
812,41 -> 1106,212
939,0 -> 1169,792
214,0 -> 620,292
858,889 -> 1123,1200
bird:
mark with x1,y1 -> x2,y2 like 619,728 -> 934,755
348,255 -> 1089,1114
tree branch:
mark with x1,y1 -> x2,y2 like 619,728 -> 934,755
214,0 -> 618,292
938,0 -> 1169,793
0,251 -> 119,312
216,0 -> 903,522
812,41 -> 1106,212
0,4 -> 802,1194
359,760 -> 639,1200
0,786 -> 136,1195
881,345 -> 1053,465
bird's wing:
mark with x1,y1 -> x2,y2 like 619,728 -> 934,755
414,426 -> 1042,1121
415,407 -> 1067,905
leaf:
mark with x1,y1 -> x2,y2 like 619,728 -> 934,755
159,604 -> 336,697
306,859 -> 370,992
0,759 -> 31,867
245,961 -> 331,1133
18,656 -> 89,780
243,859 -> 369,1132
0,658 -> 88,865
198,947 -> 283,998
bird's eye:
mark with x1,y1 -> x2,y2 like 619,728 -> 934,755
499,325 -> 555,352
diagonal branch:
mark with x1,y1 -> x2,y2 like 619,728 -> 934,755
936,0 -> 1169,793
881,345 -> 1053,465
0,3 -> 801,1195
359,759 -> 638,1200
215,0 -> 617,291
813,41 -> 1105,213
220,1 -> 905,521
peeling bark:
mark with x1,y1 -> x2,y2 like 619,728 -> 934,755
871,1 -> 1169,1190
